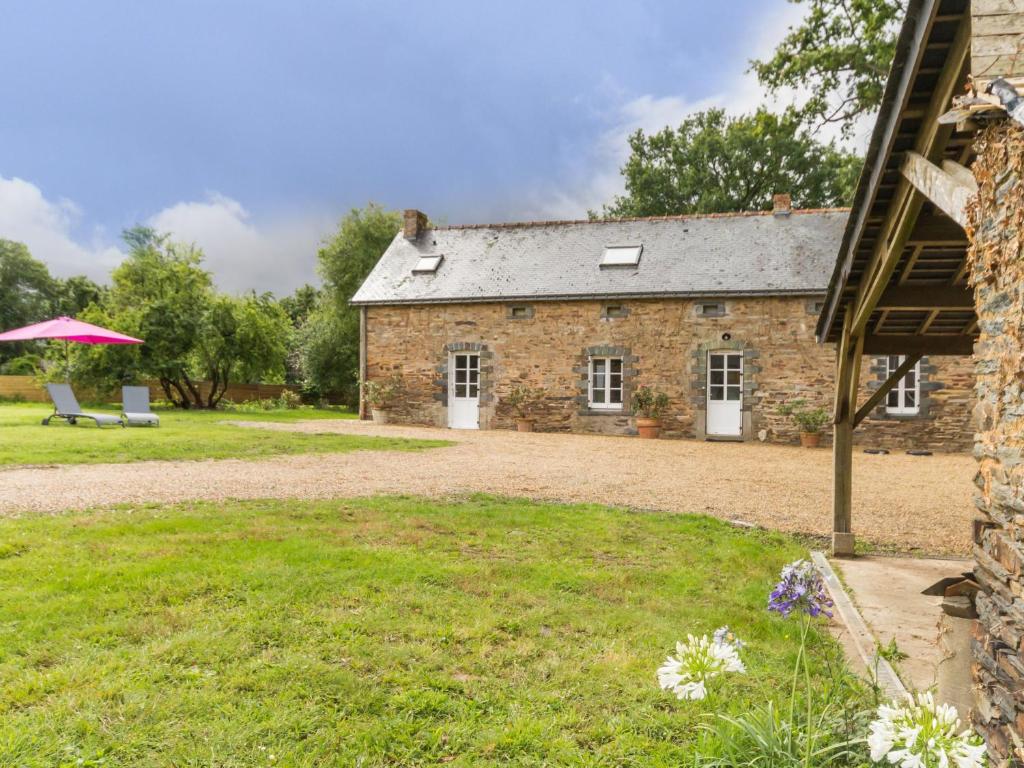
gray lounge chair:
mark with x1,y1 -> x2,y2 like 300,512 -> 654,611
121,386 -> 160,427
43,383 -> 124,427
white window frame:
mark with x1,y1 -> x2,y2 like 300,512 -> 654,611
588,356 -> 624,410
885,355 -> 921,415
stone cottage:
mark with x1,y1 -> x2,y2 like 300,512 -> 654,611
351,200 -> 973,449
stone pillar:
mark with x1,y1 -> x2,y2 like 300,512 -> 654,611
969,122 -> 1024,765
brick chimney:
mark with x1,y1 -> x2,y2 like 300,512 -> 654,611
773,193 -> 792,217
403,209 -> 429,240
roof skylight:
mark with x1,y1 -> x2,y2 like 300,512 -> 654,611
413,254 -> 444,274
600,244 -> 643,267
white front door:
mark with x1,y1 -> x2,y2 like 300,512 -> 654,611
448,353 -> 480,429
706,351 -> 743,437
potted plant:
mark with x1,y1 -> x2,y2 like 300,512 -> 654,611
364,375 -> 401,424
506,385 -> 546,432
778,398 -> 830,447
631,386 -> 670,439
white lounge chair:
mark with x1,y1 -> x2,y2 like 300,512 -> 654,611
121,386 -> 160,427
44,383 -> 124,428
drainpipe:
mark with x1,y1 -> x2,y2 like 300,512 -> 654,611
359,306 -> 368,420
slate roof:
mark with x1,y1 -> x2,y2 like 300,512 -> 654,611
350,209 -> 850,306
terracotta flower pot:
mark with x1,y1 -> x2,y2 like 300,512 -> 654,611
800,431 -> 821,448
636,417 -> 662,439
371,407 -> 389,425
516,418 -> 535,433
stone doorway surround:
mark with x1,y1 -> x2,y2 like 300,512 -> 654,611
434,342 -> 495,429
690,339 -> 761,441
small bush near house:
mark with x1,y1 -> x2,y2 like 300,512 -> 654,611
505,384 -> 546,418
631,386 -> 671,419
778,398 -> 830,434
364,374 -> 402,410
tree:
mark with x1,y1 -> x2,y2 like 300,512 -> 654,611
73,227 -> 293,408
280,284 -> 320,327
751,0 -> 905,137
298,204 -> 401,406
53,275 -> 106,317
0,240 -> 56,364
602,108 -> 861,218
194,293 -> 290,408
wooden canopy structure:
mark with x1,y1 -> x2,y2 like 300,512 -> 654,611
816,0 -> 981,555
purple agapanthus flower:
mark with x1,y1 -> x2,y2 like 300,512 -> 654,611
768,559 -> 833,619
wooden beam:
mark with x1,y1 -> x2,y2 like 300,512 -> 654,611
900,151 -> 974,228
918,309 -> 940,334
832,315 -> 862,557
906,215 -> 969,245
876,285 -> 974,309
941,159 -> 979,192
853,353 -> 923,427
847,16 -> 971,340
897,244 -> 926,284
862,334 -> 976,355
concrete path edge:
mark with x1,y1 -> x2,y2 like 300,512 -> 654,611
811,551 -> 910,701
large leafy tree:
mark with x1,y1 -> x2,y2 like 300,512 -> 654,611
602,108 -> 861,217
73,227 -> 290,408
0,240 -> 57,365
195,293 -> 290,408
751,0 -> 906,136
298,204 -> 401,407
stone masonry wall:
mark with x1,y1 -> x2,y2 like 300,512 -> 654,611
968,122 -> 1024,765
365,296 -> 973,451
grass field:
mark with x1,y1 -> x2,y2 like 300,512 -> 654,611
0,403 -> 449,465
0,496 -> 843,767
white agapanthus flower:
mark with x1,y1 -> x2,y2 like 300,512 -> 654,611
868,692 -> 986,768
657,628 -> 745,701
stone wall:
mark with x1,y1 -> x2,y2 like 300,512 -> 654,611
968,121 -> 1024,764
364,296 -> 973,451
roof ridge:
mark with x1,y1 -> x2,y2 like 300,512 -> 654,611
433,207 -> 851,231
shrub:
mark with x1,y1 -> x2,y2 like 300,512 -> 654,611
505,385 -> 546,419
631,386 -> 670,419
778,398 -> 830,434
275,390 -> 302,409
364,375 -> 402,409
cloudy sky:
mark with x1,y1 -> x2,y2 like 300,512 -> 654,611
0,0 -> 814,294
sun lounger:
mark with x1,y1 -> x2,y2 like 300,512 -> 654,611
43,383 -> 124,427
121,385 -> 160,427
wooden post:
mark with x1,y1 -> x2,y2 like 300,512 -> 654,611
358,306 -> 369,420
832,310 -> 863,557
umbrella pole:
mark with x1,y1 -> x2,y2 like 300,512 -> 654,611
64,338 -> 70,383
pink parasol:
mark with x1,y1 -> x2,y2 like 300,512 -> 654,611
0,316 -> 143,345
0,316 -> 143,379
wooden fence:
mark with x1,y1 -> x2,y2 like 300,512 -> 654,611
0,375 -> 295,404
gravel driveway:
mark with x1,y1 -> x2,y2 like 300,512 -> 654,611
0,419 -> 976,553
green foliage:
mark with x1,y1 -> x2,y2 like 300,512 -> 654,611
0,240 -> 56,364
603,109 -> 861,217
194,293 -> 291,407
0,495 -> 822,765
279,283 -> 320,327
51,274 -> 106,317
0,402 -> 441,466
70,227 -> 292,409
297,204 -> 402,407
363,374 -> 402,409
631,385 -> 671,419
751,0 -> 906,136
0,354 -> 43,376
777,398 -> 831,434
505,385 -> 547,418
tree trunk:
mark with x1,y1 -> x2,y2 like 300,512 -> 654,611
181,372 -> 203,409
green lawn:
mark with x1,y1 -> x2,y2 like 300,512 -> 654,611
0,496 -> 843,767
0,403 -> 448,465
